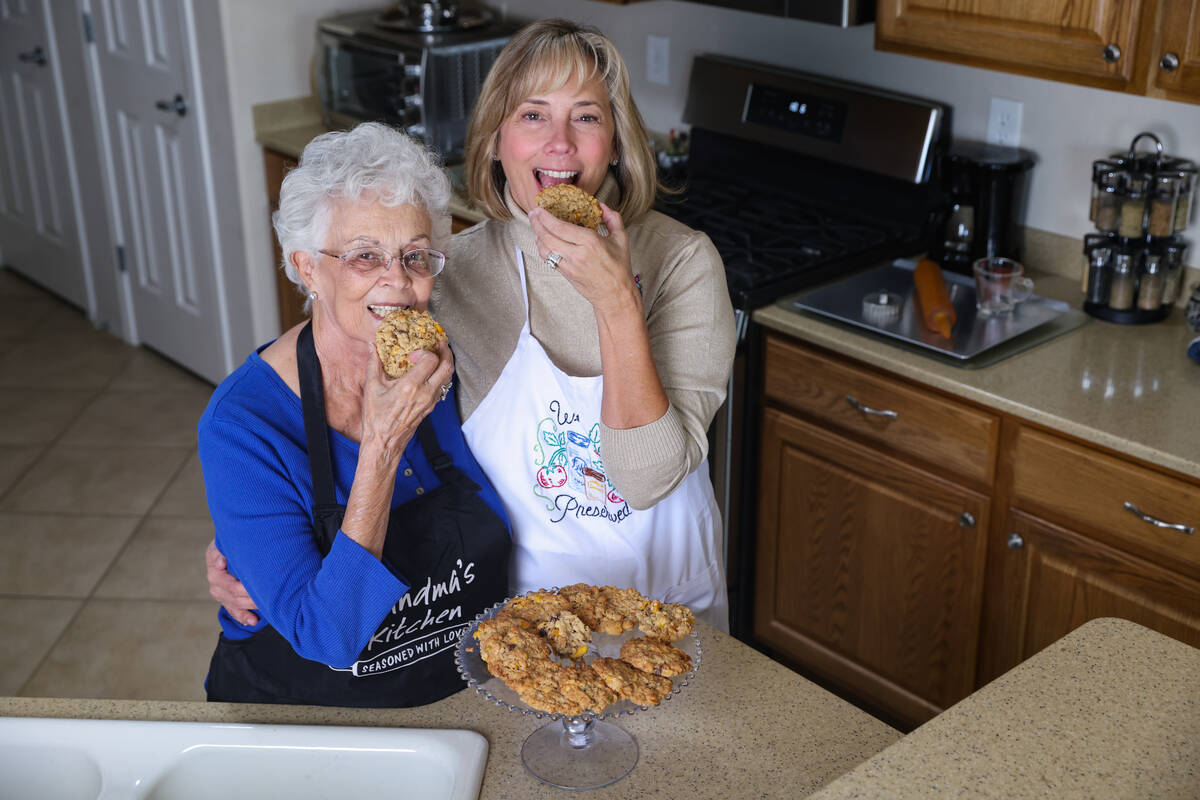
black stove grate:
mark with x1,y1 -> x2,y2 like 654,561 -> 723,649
659,177 -> 921,310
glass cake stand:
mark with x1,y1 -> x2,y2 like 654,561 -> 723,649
454,594 -> 702,790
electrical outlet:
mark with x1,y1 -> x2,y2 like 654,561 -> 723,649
647,35 -> 669,86
986,97 -> 1023,147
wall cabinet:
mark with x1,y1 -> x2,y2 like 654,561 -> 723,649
758,332 -> 1200,729
875,0 -> 1200,104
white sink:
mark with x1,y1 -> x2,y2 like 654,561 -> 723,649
0,717 -> 487,800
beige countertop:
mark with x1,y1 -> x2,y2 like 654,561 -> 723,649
809,617 -> 1200,798
0,621 -> 900,799
756,271 -> 1200,481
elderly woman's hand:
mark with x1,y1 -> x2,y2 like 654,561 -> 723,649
359,339 -> 455,456
529,203 -> 640,317
206,540 -> 259,626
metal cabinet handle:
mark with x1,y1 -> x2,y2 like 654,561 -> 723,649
1160,52 -> 1180,72
1102,44 -> 1121,63
1123,502 -> 1194,535
960,512 -> 976,529
845,395 -> 897,420
154,94 -> 188,117
1007,533 -> 1024,550
18,46 -> 47,66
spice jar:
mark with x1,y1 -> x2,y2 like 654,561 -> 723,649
1149,174 -> 1178,236
1108,252 -> 1136,310
1085,246 -> 1112,306
1136,254 -> 1165,310
1119,174 -> 1148,238
1175,167 -> 1196,232
1094,170 -> 1122,233
1162,242 -> 1185,305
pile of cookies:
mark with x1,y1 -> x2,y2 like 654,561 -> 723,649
471,584 -> 695,716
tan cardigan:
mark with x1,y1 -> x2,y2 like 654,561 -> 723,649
432,177 -> 735,509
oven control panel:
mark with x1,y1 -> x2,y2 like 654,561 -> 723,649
745,83 -> 847,142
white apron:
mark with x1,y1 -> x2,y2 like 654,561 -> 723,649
462,249 -> 729,631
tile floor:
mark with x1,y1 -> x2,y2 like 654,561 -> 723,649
0,268 -> 220,701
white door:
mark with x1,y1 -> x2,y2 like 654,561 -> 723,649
0,0 -> 90,308
88,0 -> 228,382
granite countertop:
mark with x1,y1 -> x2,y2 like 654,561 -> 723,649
809,618 -> 1200,798
0,621 -> 901,799
756,272 -> 1200,481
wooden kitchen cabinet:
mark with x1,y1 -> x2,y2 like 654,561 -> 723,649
756,335 -> 993,726
756,332 -> 1200,728
875,0 -> 1200,104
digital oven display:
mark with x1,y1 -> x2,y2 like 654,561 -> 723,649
744,83 -> 846,142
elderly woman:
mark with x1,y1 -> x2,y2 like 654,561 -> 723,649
442,19 -> 735,628
210,19 -> 734,630
199,123 -> 510,707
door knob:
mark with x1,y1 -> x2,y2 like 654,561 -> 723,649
17,46 -> 47,67
1006,533 -> 1024,550
154,94 -> 188,117
1102,44 -> 1121,63
959,512 -> 976,529
1160,52 -> 1180,72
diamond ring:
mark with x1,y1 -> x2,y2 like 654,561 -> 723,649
544,251 -> 563,269
439,381 -> 453,401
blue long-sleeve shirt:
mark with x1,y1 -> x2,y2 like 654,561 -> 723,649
198,346 -> 509,667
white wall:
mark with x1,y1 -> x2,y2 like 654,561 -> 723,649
219,0 -> 1200,340
218,0 -> 373,346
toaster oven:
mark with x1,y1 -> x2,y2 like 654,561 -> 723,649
316,9 -> 518,162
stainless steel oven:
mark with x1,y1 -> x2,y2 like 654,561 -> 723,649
316,6 -> 517,162
661,55 -> 949,638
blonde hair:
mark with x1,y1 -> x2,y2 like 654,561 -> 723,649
464,19 -> 658,222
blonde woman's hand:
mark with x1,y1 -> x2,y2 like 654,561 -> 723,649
530,203 -> 640,317
359,340 -> 454,458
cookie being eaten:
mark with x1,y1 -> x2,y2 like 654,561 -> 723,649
536,184 -> 603,230
374,308 -> 447,378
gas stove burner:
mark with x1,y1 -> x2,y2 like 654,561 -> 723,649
376,1 -> 493,32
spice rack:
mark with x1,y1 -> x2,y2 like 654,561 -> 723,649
1083,132 -> 1193,324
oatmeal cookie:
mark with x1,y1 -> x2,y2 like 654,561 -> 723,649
374,307 -> 447,379
557,663 -> 618,714
536,184 -> 603,230
558,583 -> 606,629
619,636 -> 692,677
503,590 -> 573,626
537,610 -> 592,660
474,614 -> 551,682
635,599 -> 695,642
590,656 -> 673,707
510,661 -> 583,715
598,586 -> 648,633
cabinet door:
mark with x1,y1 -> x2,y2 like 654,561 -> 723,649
262,149 -> 307,334
1149,0 -> 1200,102
0,0 -> 89,308
755,409 -> 989,726
876,0 -> 1146,92
1001,510 -> 1200,665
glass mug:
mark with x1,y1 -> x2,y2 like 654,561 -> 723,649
973,256 -> 1034,315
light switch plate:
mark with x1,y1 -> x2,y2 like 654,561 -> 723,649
986,97 -> 1022,147
647,35 -> 669,86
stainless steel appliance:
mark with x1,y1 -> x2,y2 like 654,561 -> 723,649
659,55 -> 948,639
678,0 -> 875,27
316,5 -> 518,162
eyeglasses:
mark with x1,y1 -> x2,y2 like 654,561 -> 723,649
318,247 -> 446,279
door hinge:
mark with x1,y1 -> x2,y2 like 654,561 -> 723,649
115,244 -> 127,273
82,11 -> 94,44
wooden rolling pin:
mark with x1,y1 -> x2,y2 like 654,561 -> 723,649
914,258 -> 956,339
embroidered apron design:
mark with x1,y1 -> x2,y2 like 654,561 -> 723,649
206,322 -> 510,707
463,248 -> 729,629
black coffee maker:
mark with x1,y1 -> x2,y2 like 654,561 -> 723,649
928,140 -> 1036,274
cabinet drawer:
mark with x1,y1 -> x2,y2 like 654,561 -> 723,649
763,336 -> 999,485
1012,427 -> 1200,576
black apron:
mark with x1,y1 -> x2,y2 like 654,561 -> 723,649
206,323 -> 510,707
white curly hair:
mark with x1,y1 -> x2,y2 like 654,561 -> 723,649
273,122 -> 452,307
